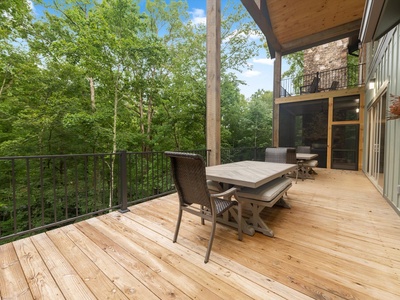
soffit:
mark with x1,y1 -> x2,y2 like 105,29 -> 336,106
360,0 -> 400,42
241,0 -> 366,58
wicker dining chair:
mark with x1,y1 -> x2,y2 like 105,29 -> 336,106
265,147 -> 299,183
165,151 -> 242,263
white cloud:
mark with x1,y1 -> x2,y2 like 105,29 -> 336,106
253,58 -> 274,65
243,70 -> 261,77
27,0 -> 36,15
190,8 -> 206,25
248,30 -> 264,40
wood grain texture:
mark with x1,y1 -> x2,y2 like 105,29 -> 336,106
13,238 -> 64,299
1,168 -> 400,299
0,243 -> 33,299
267,0 -> 365,44
206,161 -> 297,188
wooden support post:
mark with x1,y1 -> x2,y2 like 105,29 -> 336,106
206,0 -> 221,166
273,51 -> 282,147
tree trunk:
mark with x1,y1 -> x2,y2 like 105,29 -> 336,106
88,77 -> 96,111
139,92 -> 146,152
110,68 -> 120,208
146,94 -> 153,152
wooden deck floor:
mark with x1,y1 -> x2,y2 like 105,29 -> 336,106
1,169 -> 400,299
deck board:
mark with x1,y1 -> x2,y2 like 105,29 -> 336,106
1,169 -> 400,299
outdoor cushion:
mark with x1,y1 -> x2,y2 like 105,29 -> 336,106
303,159 -> 318,167
237,177 -> 292,202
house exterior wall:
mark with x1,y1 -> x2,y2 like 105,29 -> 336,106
363,26 -> 400,212
304,38 -> 349,74
303,38 -> 350,90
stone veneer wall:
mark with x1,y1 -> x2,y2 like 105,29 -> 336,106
303,38 -> 349,89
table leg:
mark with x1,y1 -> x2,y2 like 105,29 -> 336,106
217,182 -> 255,236
299,166 -> 315,180
218,208 -> 255,236
247,203 -> 274,237
276,197 -> 291,208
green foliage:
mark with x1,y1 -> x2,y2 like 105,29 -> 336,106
222,86 -> 273,148
282,51 -> 304,93
1,0 -> 269,155
0,0 -> 32,40
0,0 -> 274,240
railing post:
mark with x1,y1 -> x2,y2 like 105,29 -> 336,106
119,150 -> 129,213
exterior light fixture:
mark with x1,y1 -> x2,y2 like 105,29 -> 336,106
369,78 -> 375,89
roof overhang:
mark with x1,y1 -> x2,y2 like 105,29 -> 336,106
241,0 -> 366,58
359,0 -> 400,42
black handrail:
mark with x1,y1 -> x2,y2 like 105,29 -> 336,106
0,149 -> 210,243
0,147 -> 267,243
280,64 -> 365,97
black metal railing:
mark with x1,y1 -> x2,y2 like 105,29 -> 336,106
280,64 -> 365,97
221,147 -> 265,163
0,147 -> 268,243
0,149 -> 209,243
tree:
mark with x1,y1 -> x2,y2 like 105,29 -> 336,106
1,0 -> 266,155
244,89 -> 273,148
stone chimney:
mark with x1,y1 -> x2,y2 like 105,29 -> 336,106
304,38 -> 348,73
303,38 -> 349,90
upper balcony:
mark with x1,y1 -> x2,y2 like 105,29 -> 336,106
280,64 -> 366,98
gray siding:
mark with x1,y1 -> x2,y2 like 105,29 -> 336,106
364,26 -> 400,211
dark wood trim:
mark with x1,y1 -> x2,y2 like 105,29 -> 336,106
240,0 -> 281,58
281,20 -> 362,55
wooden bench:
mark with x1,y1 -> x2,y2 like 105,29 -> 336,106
236,177 -> 292,236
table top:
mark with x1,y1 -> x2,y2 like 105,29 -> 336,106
206,160 -> 297,189
296,153 -> 318,160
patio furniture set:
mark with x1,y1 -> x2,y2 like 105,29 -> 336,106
165,147 -> 318,263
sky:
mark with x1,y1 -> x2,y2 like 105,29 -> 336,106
31,0 -> 287,99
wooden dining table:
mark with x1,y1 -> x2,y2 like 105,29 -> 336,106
206,160 -> 297,236
296,153 -> 318,161
296,153 -> 318,179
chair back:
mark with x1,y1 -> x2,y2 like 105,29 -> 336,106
309,77 -> 319,93
265,148 -> 287,163
330,80 -> 339,90
285,147 -> 297,164
297,146 -> 311,154
165,152 -> 211,208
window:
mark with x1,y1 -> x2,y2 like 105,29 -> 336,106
333,96 -> 360,121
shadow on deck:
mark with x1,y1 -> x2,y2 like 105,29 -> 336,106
1,169 -> 400,299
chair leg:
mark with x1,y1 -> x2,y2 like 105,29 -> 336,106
204,216 -> 217,263
173,208 -> 183,243
237,202 -> 243,241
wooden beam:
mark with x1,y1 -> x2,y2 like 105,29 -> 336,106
206,0 -> 221,166
273,51 -> 281,147
327,97 -> 333,169
240,0 -> 281,58
281,20 -> 362,55
275,86 -> 364,104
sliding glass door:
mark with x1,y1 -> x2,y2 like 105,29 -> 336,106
331,124 -> 359,170
367,92 -> 386,190
330,95 -> 361,170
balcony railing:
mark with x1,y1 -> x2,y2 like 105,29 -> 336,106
221,147 -> 265,163
0,148 -> 266,243
0,149 -> 210,243
280,64 -> 365,97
